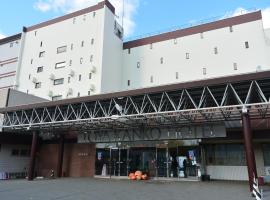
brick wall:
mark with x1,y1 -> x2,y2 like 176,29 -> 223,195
37,143 -> 96,178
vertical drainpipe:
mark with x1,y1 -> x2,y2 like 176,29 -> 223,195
14,27 -> 27,90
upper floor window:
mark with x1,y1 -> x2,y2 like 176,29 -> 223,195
200,32 -> 204,39
73,18 -> 76,24
34,31 -> 37,36
71,43 -> 74,50
10,42 -> 13,47
214,47 -> 218,54
79,74 -> 82,81
93,12 -> 96,18
128,49 -> 131,54
81,41 -> 84,47
54,78 -> 64,85
137,62 -> 140,68
90,55 -> 94,62
57,46 -> 67,54
55,61 -> 66,69
150,43 -> 153,49
245,41 -> 249,49
176,72 -> 179,79
127,80 -> 130,86
91,38 -> 94,45
89,73 -> 92,79
31,59 -> 33,64
40,41 -> 43,47
37,66 -> 43,73
160,57 -> 164,64
203,67 -> 207,75
52,95 -> 62,101
69,60 -> 72,66
150,76 -> 153,83
35,82 -> 41,89
83,15 -> 86,21
186,53 -> 190,59
229,26 -> 233,32
39,51 -> 45,58
80,57 -> 83,64
233,63 -> 238,70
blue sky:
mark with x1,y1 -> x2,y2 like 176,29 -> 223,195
0,0 -> 270,39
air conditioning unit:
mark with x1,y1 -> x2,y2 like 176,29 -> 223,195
49,74 -> 55,80
91,66 -> 96,73
69,70 -> 75,77
90,84 -> 95,92
48,90 -> 53,97
67,88 -> 73,95
32,77 -> 37,83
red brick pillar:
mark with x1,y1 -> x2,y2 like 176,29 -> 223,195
28,131 -> 38,181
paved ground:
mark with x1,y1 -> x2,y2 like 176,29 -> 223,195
0,178 -> 269,200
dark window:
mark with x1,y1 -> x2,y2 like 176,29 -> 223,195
89,73 -> 92,79
203,68 -> 207,75
214,47 -> 218,54
93,12 -> 96,18
150,43 -> 153,49
88,91 -> 91,95
31,59 -> 33,64
150,76 -> 153,83
160,57 -> 164,64
68,77 -> 71,83
128,49 -> 131,54
233,63 -> 238,70
229,26 -> 233,32
79,74 -> 82,81
39,51 -> 45,57
200,32 -> 204,39
263,144 -> 270,166
54,78 -> 64,85
137,62 -> 140,68
245,41 -> 249,49
77,92 -> 80,97
81,41 -> 84,47
10,42 -> 13,47
80,57 -> 83,64
40,41 -> 43,47
186,53 -> 190,59
176,72 -> 179,79
69,60 -> 72,66
28,74 -> 31,80
90,55 -> 93,62
35,82 -> 41,89
37,66 -> 43,73
127,80 -> 130,86
20,149 -> 30,157
91,38 -> 94,45
34,31 -> 37,36
11,149 -> 19,156
71,44 -> 74,50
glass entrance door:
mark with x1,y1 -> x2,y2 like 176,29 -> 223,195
110,148 -> 128,176
156,146 -> 169,177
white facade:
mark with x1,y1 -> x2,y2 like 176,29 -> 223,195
16,1 -> 122,100
0,35 -> 21,90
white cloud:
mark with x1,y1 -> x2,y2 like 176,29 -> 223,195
262,7 -> 270,29
0,31 -> 5,39
34,0 -> 139,37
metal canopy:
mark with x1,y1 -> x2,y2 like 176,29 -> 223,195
1,77 -> 270,132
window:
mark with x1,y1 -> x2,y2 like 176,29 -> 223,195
54,78 -> 64,85
200,32 -> 204,39
263,144 -> 270,166
127,80 -> 130,86
186,53 -> 190,59
77,92 -> 80,97
91,38 -> 94,45
68,77 -> 71,83
20,149 -> 30,157
52,95 -> 62,101
150,43 -> 153,49
150,76 -> 153,83
69,60 -> 72,66
160,57 -> 164,64
10,42 -> 13,47
245,41 -> 249,49
71,43 -> 74,50
83,15 -> 86,21
93,12 -> 96,18
11,149 -> 19,156
55,61 -> 66,69
214,47 -> 218,54
176,72 -> 179,79
34,31 -> 37,36
40,41 -> 43,47
229,26 -> 233,32
137,62 -> 140,68
57,46 -> 67,54
28,74 -> 31,80
35,82 -> 41,89
206,144 -> 246,166
81,41 -> 84,47
39,51 -> 45,57
174,39 -> 177,44
31,59 -> 33,64
79,74 -> 82,81
128,49 -> 131,54
37,66 -> 43,73
73,18 -> 76,24
233,63 -> 238,70
89,73 -> 92,79
90,55 -> 93,62
88,91 -> 91,95
80,57 -> 83,64
203,68 -> 207,75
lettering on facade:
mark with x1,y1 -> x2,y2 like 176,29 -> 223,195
78,123 -> 226,143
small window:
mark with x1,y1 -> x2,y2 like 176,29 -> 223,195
174,39 -> 177,44
128,48 -> 131,54
10,42 -> 13,47
203,68 -> 207,75
160,57 -> 164,64
69,60 -> 72,66
27,90 -> 29,94
20,149 -> 30,157
57,46 -> 67,54
93,12 -> 96,18
91,38 -> 94,45
229,26 -> 233,32
34,31 -> 37,36
200,32 -> 204,39
28,74 -> 31,80
55,61 -> 66,69
81,41 -> 84,47
39,51 -> 45,57
80,57 -> 83,64
90,55 -> 93,62
83,15 -> 86,21
77,92 -> 80,97
54,78 -> 64,85
88,91 -> 91,95
11,149 -> 19,156
68,77 -> 71,83
233,63 -> 238,70
71,43 -> 74,50
245,41 -> 249,49
79,74 -> 82,81
73,18 -> 76,24
52,95 -> 62,101
89,73 -> 92,79
35,82 -> 41,89
37,66 -> 43,73
150,43 -> 153,49
186,53 -> 190,59
150,76 -> 153,83
137,62 -> 140,68
40,41 -> 43,47
214,47 -> 218,55
31,59 -> 33,64
176,72 -> 179,79
127,80 -> 130,86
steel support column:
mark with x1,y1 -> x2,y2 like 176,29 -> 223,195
242,111 -> 257,191
28,131 -> 38,181
57,134 -> 65,178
